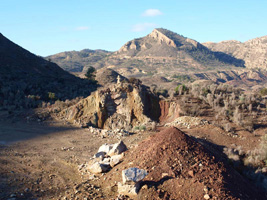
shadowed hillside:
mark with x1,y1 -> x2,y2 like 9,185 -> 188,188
0,33 -> 97,109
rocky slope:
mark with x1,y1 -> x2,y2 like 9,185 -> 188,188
57,81 -> 160,130
0,33 -> 97,108
203,35 -> 267,69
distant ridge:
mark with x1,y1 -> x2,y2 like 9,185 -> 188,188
46,49 -> 110,72
203,35 -> 267,69
47,28 -> 246,78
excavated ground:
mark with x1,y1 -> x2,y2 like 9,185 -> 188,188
0,111 -> 266,199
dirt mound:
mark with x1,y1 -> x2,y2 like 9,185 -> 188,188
103,127 -> 264,199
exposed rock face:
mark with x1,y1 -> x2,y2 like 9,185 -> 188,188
203,36 -> 267,69
159,100 -> 181,123
58,82 -> 160,129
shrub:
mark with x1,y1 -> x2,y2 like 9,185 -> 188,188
48,92 -> 56,100
140,125 -> 146,131
175,84 -> 188,95
129,77 -> 142,85
85,66 -> 96,80
259,88 -> 267,96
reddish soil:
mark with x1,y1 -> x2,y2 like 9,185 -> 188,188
103,127 -> 265,199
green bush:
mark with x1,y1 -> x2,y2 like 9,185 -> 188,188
85,66 -> 96,80
140,125 -> 146,131
259,88 -> 267,96
48,92 -> 56,100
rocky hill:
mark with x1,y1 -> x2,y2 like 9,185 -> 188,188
47,28 -> 245,78
203,35 -> 267,69
46,49 -> 110,72
0,33 -> 97,108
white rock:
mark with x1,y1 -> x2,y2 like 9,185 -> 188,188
117,182 -> 138,196
108,140 -> 127,156
88,162 -> 110,174
98,143 -> 113,154
110,154 -> 124,167
122,168 -> 148,184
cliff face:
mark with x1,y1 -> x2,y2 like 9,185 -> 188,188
159,100 -> 181,123
59,82 -> 160,129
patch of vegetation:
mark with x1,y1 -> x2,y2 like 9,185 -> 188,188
259,88 -> 267,96
85,66 -> 96,80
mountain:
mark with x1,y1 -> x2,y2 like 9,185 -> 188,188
203,35 -> 267,69
47,28 -> 245,78
0,33 -> 97,108
46,49 -> 110,72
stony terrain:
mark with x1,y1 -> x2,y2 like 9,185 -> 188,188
1,28 -> 267,200
0,110 -> 266,199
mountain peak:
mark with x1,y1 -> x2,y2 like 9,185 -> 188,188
147,28 -> 177,48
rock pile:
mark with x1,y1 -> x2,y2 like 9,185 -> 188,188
165,116 -> 209,128
79,141 -> 127,175
88,126 -> 130,139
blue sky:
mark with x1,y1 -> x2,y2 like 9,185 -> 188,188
1,0 -> 267,56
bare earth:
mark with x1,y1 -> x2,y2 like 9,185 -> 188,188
0,112 -> 266,199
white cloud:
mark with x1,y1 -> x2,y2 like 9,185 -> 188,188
75,26 -> 89,31
132,23 -> 157,32
142,9 -> 163,17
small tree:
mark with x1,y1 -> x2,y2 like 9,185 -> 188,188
85,66 -> 96,80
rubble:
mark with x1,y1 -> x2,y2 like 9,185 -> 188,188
79,141 -> 127,175
88,126 -> 131,139
165,116 -> 209,128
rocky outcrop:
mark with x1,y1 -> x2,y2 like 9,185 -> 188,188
148,29 -> 177,48
58,82 -> 160,129
159,100 -> 181,123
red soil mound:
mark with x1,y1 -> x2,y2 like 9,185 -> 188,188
104,127 -> 264,199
